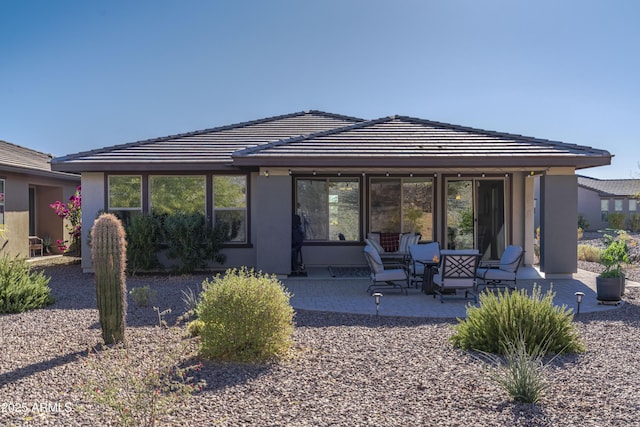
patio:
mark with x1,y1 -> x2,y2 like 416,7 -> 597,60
283,266 -> 637,318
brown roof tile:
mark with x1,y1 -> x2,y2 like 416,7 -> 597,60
51,111 -> 364,172
233,116 -> 611,169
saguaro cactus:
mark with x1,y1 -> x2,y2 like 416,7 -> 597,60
91,213 -> 127,344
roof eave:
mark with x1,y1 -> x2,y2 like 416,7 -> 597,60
50,161 -> 244,173
231,155 -> 613,169
1,164 -> 80,180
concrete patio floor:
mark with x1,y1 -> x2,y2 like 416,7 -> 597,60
282,266 -> 638,319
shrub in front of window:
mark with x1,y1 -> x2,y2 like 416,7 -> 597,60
125,213 -> 162,274
197,268 -> 294,363
0,254 -> 54,313
607,212 -> 626,230
161,212 -> 226,274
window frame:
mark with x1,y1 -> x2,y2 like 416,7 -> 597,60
294,175 -> 362,243
213,175 -> 248,244
614,199 -> 623,212
600,199 -> 609,222
105,172 -> 250,246
368,176 -> 435,241
108,175 -> 143,212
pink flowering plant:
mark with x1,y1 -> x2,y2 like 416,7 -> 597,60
50,185 -> 82,255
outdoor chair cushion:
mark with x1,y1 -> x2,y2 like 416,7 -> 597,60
497,245 -> 523,272
408,242 -> 440,277
379,232 -> 400,252
364,238 -> 385,255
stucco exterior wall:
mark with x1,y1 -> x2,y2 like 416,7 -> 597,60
577,186 -> 605,231
80,172 -> 105,270
0,171 -> 78,258
254,172 -> 291,276
540,173 -> 578,278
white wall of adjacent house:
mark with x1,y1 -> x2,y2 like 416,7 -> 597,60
80,172 -> 105,271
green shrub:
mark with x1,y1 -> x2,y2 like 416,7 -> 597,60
450,284 -> 585,355
577,214 -> 589,231
186,319 -> 204,337
482,335 -> 552,404
129,286 -> 157,307
125,213 -> 162,274
162,212 -> 226,274
197,267 -> 295,363
629,213 -> 640,232
0,255 -> 54,313
607,212 -> 626,230
578,244 -> 602,262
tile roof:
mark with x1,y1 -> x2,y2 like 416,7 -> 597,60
578,175 -> 640,197
51,111 -> 612,173
232,116 -> 612,169
51,111 -> 364,172
0,140 -> 78,179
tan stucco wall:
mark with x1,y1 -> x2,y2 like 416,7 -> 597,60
0,170 -> 79,258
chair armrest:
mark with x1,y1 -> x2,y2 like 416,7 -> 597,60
383,262 -> 409,271
478,260 -> 501,269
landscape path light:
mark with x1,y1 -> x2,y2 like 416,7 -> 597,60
372,292 -> 383,317
575,291 -> 585,315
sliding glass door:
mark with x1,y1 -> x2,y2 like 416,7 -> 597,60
446,178 -> 506,260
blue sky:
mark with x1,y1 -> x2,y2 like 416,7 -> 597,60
1,0 -> 638,179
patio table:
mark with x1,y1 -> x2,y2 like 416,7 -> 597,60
415,259 -> 439,294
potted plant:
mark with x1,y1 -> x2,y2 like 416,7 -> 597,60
42,235 -> 54,255
596,231 -> 630,302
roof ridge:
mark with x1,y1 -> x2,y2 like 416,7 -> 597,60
232,116 -> 393,157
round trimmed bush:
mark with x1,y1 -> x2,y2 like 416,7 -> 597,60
450,284 -> 585,355
197,268 -> 294,363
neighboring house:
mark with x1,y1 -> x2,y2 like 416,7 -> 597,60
577,175 -> 640,232
50,110 -> 612,279
0,140 -> 80,258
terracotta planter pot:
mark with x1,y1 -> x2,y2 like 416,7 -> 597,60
596,276 -> 623,302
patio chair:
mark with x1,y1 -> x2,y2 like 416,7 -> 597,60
366,232 -> 420,264
29,236 -> 44,257
432,249 -> 480,303
476,245 -> 524,292
408,242 -> 440,288
363,245 -> 409,295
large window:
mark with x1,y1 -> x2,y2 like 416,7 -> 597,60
630,199 -> 637,212
214,176 -> 247,243
370,177 -> 433,240
108,175 -> 142,223
296,178 -> 360,241
150,175 -> 206,215
0,179 -> 5,227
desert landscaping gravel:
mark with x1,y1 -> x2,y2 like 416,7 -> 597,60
1,261 -> 640,426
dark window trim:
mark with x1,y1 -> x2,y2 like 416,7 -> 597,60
105,172 -> 252,247
366,174 -> 436,242
292,174 -> 363,245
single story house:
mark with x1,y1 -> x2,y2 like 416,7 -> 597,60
577,175 -> 640,232
50,110 -> 611,278
1,140 -> 80,258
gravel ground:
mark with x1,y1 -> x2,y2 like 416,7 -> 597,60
1,262 -> 640,426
